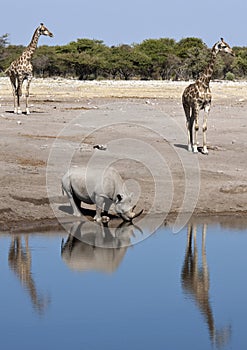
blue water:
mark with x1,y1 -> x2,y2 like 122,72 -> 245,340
1,220 -> 247,350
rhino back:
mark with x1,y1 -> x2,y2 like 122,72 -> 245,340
69,166 -> 123,202
69,167 -> 93,203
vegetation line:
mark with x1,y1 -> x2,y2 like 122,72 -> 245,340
0,35 -> 244,81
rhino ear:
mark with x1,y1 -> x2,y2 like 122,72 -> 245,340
116,194 -> 123,203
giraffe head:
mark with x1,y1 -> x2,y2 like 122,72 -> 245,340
213,38 -> 235,56
38,23 -> 53,38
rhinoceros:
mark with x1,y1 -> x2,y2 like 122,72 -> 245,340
61,166 -> 143,222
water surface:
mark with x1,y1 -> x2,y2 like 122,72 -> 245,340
1,218 -> 247,350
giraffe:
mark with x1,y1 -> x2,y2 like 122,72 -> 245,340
182,38 -> 234,154
181,223 -> 231,347
5,23 -> 53,115
8,235 -> 50,314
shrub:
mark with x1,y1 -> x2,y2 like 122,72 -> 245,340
225,72 -> 235,81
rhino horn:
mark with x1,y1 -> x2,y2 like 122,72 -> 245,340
131,209 -> 143,219
120,208 -> 143,221
126,207 -> 143,220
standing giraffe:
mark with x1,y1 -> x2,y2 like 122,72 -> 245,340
5,23 -> 53,114
182,38 -> 234,154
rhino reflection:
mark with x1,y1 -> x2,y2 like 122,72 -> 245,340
181,223 -> 231,348
8,235 -> 50,314
61,221 -> 138,273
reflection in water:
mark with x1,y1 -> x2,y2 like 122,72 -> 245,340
181,223 -> 231,349
8,235 -> 50,314
4,218 -> 242,349
61,220 -> 139,273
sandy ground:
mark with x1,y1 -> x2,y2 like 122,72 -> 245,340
0,77 -> 247,232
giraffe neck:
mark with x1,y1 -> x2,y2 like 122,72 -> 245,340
197,48 -> 217,87
24,27 -> 41,58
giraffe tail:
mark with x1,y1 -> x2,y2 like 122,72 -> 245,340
4,67 -> 10,76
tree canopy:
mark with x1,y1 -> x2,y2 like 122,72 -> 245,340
0,34 -> 243,81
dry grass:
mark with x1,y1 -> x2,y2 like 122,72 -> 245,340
17,157 -> 46,167
1,77 -> 247,100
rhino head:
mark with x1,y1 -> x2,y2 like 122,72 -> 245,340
114,193 -> 143,221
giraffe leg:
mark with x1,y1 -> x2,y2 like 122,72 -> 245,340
192,106 -> 199,153
16,77 -> 23,114
187,118 -> 194,152
183,102 -> 193,151
16,95 -> 22,114
9,74 -> 18,113
25,75 -> 32,115
202,105 -> 210,154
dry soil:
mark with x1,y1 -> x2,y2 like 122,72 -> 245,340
0,77 -> 246,231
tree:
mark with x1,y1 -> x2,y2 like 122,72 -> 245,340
56,38 -> 110,79
0,33 -> 9,48
0,44 -> 24,72
135,38 -> 176,79
173,38 -> 209,80
231,47 -> 247,78
0,34 -> 242,80
175,37 -> 206,58
33,45 -> 61,77
108,45 -> 136,80
0,33 -> 10,71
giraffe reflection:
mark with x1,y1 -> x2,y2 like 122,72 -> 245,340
8,235 -> 50,314
181,223 -> 231,348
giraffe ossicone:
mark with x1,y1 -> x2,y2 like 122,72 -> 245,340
182,38 -> 235,154
6,23 -> 53,115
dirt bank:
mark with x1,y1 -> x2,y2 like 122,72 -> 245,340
0,78 -> 247,231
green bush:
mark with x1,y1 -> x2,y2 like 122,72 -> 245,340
225,72 -> 235,81
0,33 -> 244,80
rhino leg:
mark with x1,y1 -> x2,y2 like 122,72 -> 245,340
94,206 -> 107,222
62,181 -> 82,217
101,216 -> 110,223
68,192 -> 82,217
94,195 -> 110,222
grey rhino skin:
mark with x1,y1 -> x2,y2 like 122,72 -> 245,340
61,166 -> 143,222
